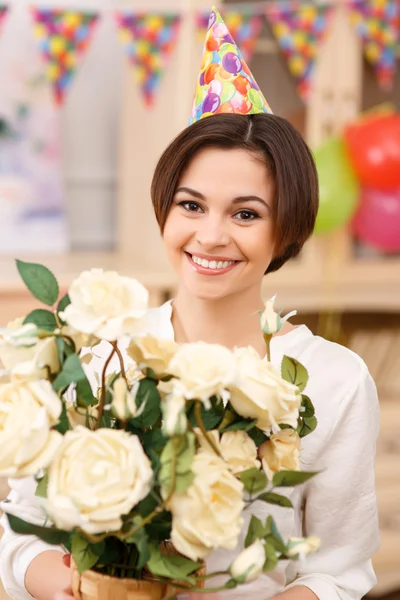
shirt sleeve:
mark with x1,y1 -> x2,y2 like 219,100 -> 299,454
283,360 -> 380,600
0,477 -> 65,600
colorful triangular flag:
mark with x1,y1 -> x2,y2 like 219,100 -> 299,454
196,8 -> 263,63
266,1 -> 334,101
348,0 -> 399,90
115,12 -> 181,107
31,8 -> 99,105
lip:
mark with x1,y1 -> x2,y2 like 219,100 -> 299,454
185,251 -> 240,276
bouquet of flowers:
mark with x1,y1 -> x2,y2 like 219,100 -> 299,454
0,260 -> 319,600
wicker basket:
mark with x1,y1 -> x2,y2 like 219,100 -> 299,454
71,542 -> 206,600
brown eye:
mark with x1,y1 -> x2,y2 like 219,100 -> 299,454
179,201 -> 203,213
234,210 -> 259,221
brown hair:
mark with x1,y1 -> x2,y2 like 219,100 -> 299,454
151,113 -> 319,274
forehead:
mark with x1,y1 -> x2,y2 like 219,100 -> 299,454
179,147 -> 272,199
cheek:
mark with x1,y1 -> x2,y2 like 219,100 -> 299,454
163,213 -> 192,252
237,223 -> 275,264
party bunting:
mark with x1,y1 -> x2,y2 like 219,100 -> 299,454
347,0 -> 399,89
31,8 -> 99,105
115,12 -> 181,106
266,1 -> 334,101
196,9 -> 263,63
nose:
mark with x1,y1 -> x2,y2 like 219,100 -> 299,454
195,214 -> 230,249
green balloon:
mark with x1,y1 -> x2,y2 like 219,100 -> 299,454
314,137 -> 360,235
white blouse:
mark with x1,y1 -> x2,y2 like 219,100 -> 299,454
0,301 -> 380,600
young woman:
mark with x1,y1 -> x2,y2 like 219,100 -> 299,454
0,112 -> 380,600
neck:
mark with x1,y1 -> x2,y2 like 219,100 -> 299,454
171,284 -> 267,354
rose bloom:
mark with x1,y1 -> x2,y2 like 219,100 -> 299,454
60,269 -> 149,342
0,318 -> 59,382
127,334 -> 178,378
229,348 -> 301,432
0,380 -> 62,478
260,295 -> 296,336
196,429 -> 260,474
230,539 -> 266,582
169,453 -> 244,560
286,536 -> 320,558
167,342 -> 237,407
45,427 -> 153,534
259,429 -> 301,480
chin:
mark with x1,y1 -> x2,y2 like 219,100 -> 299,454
182,279 -> 236,301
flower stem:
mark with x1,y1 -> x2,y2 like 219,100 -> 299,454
96,345 -> 117,429
194,401 -> 223,459
263,333 -> 272,362
112,342 -> 127,381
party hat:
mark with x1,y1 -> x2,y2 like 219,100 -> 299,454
189,6 -> 272,125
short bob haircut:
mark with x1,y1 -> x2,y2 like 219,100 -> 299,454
151,113 -> 319,274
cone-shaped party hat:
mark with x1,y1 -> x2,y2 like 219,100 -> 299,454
189,6 -> 272,125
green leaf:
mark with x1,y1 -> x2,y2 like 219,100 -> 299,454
125,517 -> 151,569
143,429 -> 166,452
263,539 -> 279,572
159,433 -> 195,495
6,514 -> 69,546
189,396 -> 224,430
146,543 -> 201,583
145,510 -> 172,542
272,470 -> 317,487
265,516 -> 286,554
23,309 -> 57,332
138,492 -> 158,518
281,356 -> 309,392
300,395 -> 315,418
221,418 -> 258,433
246,427 -> 269,447
53,354 -> 87,391
16,260 -> 59,306
130,379 -> 161,429
237,468 -> 267,495
298,415 -> 318,438
57,294 -> 71,316
257,491 -> 293,508
244,515 -> 269,548
35,472 -> 49,499
217,407 -> 237,432
76,377 -> 97,408
71,532 -> 104,574
54,402 -> 71,434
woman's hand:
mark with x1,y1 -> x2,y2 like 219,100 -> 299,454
54,555 -> 74,600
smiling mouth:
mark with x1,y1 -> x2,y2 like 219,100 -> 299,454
185,252 -> 240,275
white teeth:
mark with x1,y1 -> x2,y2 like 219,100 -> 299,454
190,255 -> 235,270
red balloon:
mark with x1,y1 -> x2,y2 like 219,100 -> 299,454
351,187 -> 400,252
345,115 -> 400,189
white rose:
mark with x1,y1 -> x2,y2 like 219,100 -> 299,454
286,536 -> 320,558
197,429 -> 260,474
60,269 -> 149,342
259,429 -> 301,480
229,349 -> 301,432
259,295 -> 297,336
169,453 -> 244,560
167,342 -> 237,408
45,427 -> 153,534
161,390 -> 187,436
111,377 -> 137,420
230,539 -> 266,582
127,334 -> 178,378
0,319 -> 59,381
0,380 -> 62,477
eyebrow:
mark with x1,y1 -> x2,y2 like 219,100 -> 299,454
175,186 -> 271,211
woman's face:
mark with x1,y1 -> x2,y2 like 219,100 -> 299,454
163,147 -> 275,301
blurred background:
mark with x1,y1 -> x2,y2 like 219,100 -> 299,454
0,0 -> 399,598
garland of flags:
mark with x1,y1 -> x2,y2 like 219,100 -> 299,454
0,1 -> 398,107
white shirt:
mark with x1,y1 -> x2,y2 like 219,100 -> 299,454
0,301 -> 380,600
